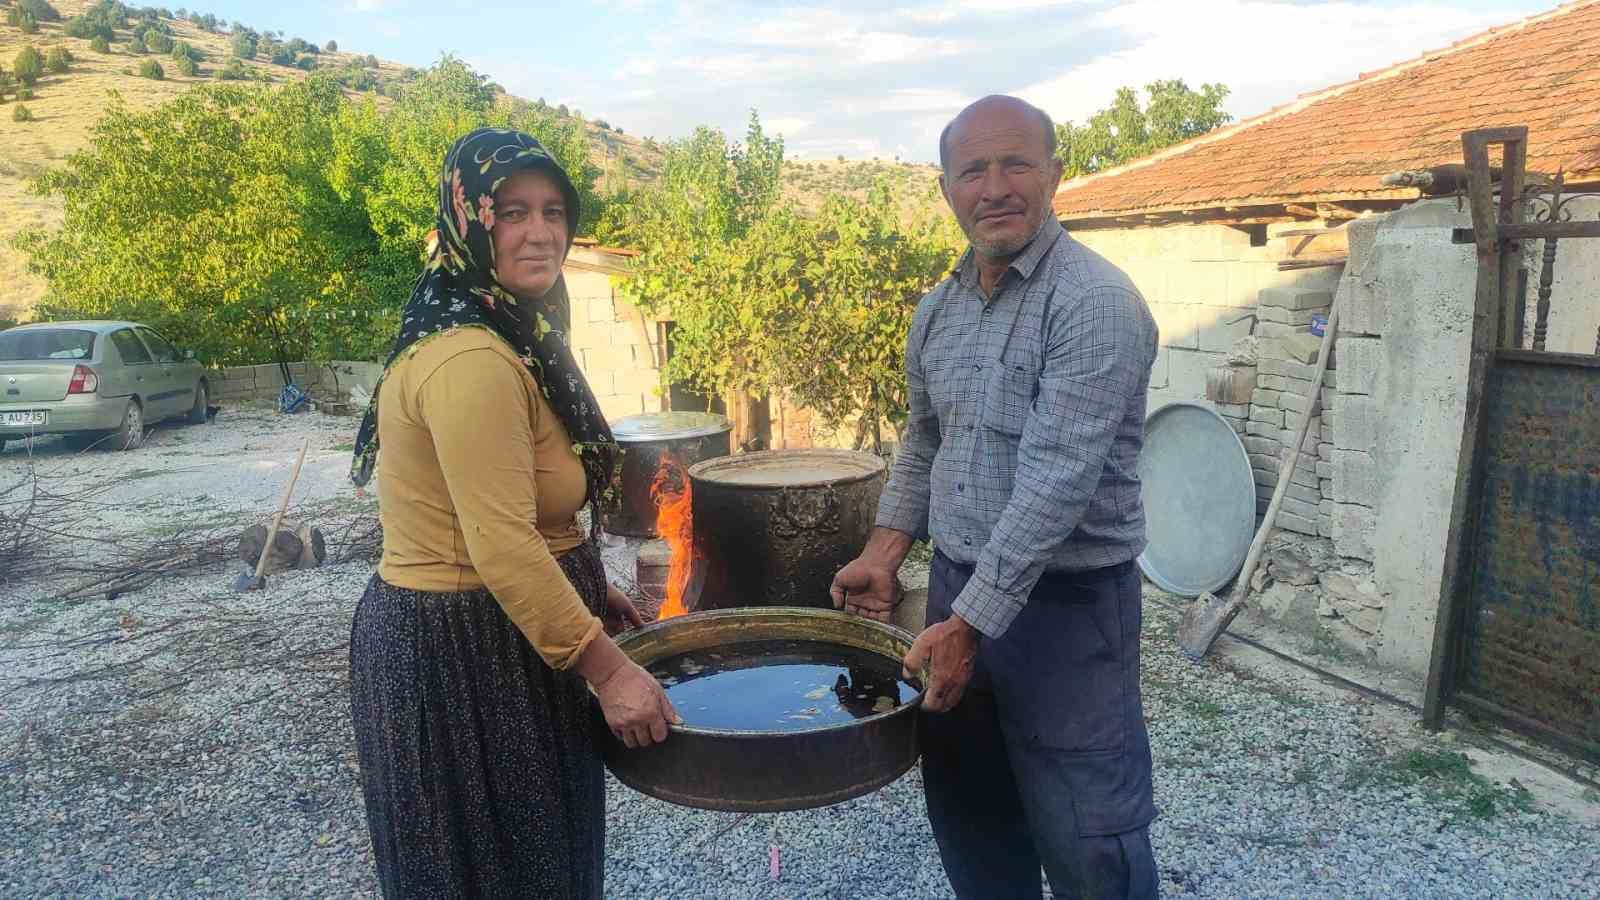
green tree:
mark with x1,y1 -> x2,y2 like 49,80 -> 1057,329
137,58 -> 163,79
324,40 -> 337,53
17,78 -> 386,364
17,13 -> 41,36
1055,79 -> 1231,178
90,35 -> 111,54
168,39 -> 195,61
16,1 -> 60,24
64,17 -> 116,42
773,181 -> 960,448
231,30 -> 258,60
13,47 -> 44,87
596,112 -> 790,403
128,34 -> 147,55
600,114 -> 959,444
145,31 -> 173,55
13,104 -> 34,123
174,54 -> 196,77
44,46 -> 71,74
218,58 -> 248,81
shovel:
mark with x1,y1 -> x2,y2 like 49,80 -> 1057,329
234,438 -> 311,592
1177,297 -> 1340,661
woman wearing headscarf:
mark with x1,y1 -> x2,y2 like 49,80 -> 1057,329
347,128 -> 676,898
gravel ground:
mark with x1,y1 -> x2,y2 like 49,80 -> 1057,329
3,408 -> 1596,898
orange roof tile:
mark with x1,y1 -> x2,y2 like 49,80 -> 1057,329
1053,0 -> 1600,222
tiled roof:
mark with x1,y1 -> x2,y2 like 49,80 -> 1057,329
1053,0 -> 1600,222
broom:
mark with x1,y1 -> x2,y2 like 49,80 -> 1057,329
1177,296 -> 1340,661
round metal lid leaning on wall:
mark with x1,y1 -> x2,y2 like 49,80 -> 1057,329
1136,402 -> 1257,598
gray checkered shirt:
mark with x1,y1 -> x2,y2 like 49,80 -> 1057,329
876,216 -> 1158,638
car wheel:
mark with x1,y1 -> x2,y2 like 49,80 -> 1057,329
115,400 -> 145,451
187,381 -> 209,425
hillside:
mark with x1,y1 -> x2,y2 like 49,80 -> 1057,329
0,1 -> 946,322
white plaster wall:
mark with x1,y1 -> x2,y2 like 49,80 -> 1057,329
1356,201 -> 1478,676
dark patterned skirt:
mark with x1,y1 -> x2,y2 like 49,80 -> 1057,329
348,542 -> 609,899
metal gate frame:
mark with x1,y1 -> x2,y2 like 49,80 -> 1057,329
1422,126 -> 1600,762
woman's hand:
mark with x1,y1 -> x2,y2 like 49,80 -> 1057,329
603,584 -> 646,635
594,662 -> 680,748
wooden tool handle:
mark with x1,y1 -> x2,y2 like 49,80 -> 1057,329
1229,302 -> 1340,602
252,438 -> 311,579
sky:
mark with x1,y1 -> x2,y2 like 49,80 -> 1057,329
196,0 -> 1556,163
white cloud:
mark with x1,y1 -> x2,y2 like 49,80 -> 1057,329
765,117 -> 812,137
470,0 -> 1545,162
1018,0 -> 1514,127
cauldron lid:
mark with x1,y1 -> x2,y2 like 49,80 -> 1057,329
611,411 -> 733,442
690,449 -> 886,488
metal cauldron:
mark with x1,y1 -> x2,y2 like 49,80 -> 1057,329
686,449 -> 886,611
603,412 -> 733,538
597,607 -> 923,812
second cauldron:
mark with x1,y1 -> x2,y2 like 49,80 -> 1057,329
686,449 -> 886,611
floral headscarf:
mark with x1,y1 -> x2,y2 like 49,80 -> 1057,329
350,128 -> 619,541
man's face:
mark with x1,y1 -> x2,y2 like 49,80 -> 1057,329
940,103 -> 1064,260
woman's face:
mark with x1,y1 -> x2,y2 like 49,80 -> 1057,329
491,170 -> 569,300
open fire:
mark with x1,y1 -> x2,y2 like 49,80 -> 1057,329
649,453 -> 696,620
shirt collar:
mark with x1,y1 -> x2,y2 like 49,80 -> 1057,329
953,216 -> 1066,291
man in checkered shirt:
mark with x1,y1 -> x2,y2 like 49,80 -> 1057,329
832,95 -> 1160,899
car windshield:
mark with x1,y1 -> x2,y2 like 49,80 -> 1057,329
0,329 -> 97,361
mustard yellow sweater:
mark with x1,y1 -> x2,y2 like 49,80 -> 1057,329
376,327 -> 602,670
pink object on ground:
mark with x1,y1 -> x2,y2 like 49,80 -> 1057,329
769,846 -> 781,880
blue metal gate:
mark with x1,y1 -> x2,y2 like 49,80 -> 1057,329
1425,127 -> 1600,763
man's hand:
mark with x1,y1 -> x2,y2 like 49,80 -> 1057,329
903,615 -> 979,713
831,528 -> 915,622
830,556 -> 901,622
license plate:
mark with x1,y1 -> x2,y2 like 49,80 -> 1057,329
1,410 -> 46,427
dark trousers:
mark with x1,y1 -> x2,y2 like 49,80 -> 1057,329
922,551 -> 1158,900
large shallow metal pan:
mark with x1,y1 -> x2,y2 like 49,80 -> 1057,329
597,607 -> 923,813
1136,401 -> 1258,597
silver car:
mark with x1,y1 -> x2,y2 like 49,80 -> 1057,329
0,321 -> 210,452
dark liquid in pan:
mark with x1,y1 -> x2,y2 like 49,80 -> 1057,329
648,639 -> 918,732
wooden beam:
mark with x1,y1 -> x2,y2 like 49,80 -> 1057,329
1423,125 -> 1522,731
1316,202 -> 1365,220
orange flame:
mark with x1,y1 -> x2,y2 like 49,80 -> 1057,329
650,453 -> 695,620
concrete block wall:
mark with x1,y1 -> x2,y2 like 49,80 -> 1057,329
1241,287 -> 1337,539
1071,222 -> 1341,414
210,362 -> 330,405
566,270 -> 668,422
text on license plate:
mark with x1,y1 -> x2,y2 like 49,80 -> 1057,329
1,410 -> 47,427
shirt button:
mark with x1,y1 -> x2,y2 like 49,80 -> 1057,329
957,483 -> 965,493
963,537 -> 972,547
973,364 -> 983,372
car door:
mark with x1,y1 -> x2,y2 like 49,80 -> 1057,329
135,327 -> 186,420
107,328 -> 159,415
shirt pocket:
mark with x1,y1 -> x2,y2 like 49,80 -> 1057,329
980,360 -> 1039,437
